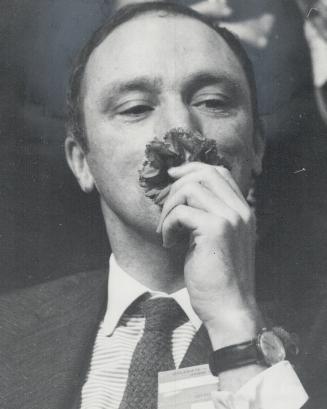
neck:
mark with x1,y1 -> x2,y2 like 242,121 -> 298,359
103,207 -> 186,294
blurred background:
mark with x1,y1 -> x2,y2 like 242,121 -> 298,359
1,0 -> 327,307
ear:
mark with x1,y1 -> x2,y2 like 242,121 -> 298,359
65,134 -> 95,193
252,122 -> 265,176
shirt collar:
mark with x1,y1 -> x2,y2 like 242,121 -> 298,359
102,254 -> 202,336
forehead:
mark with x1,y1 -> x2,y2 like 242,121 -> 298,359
83,13 -> 249,98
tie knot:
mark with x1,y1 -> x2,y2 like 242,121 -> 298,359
142,297 -> 187,332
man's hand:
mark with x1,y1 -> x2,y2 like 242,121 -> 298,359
157,162 -> 261,349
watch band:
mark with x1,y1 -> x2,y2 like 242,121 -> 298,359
208,327 -> 297,376
208,339 -> 261,376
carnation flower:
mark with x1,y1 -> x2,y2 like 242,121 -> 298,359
139,128 -> 232,206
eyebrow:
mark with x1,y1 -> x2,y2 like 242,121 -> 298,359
181,71 -> 244,97
98,77 -> 163,111
97,71 -> 246,112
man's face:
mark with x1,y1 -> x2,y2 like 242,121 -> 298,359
82,13 -> 262,239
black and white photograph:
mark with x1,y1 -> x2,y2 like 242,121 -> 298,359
1,1 -> 327,408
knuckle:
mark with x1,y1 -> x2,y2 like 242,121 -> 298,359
243,208 -> 255,225
210,216 -> 228,235
173,204 -> 185,219
204,166 -> 218,179
216,165 -> 231,177
211,219 -> 223,234
228,211 -> 242,228
180,182 -> 199,197
170,204 -> 188,222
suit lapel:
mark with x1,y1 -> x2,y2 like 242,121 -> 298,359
0,269 -> 108,409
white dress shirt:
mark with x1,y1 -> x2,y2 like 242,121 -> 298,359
80,255 -> 308,409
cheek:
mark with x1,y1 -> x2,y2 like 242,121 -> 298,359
203,115 -> 254,160
86,134 -> 151,206
88,144 -> 142,191
202,116 -> 255,191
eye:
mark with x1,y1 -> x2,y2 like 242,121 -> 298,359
192,97 -> 228,112
119,104 -> 154,117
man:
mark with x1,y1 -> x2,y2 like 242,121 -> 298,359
0,3 -> 308,408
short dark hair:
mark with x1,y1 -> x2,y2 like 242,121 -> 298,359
66,1 -> 259,151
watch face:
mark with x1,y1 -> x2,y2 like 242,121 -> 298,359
258,331 -> 286,366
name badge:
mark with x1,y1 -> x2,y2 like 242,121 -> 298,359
158,364 -> 218,409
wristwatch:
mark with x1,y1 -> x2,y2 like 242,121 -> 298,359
208,327 -> 299,376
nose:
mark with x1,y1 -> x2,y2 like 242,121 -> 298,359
155,96 -> 201,137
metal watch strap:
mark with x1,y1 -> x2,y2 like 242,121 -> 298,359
208,339 -> 262,376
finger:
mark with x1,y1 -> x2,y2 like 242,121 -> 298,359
169,162 -> 244,201
153,185 -> 171,206
168,164 -> 250,219
169,164 -> 243,202
168,162 -> 216,178
214,166 -> 248,205
157,182 -> 238,233
161,205 -> 211,248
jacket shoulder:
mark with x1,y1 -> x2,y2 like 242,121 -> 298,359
0,269 -> 108,408
0,269 -> 108,340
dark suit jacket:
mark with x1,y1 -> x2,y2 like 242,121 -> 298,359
0,268 -> 325,409
0,269 -> 108,409
0,268 -> 213,409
